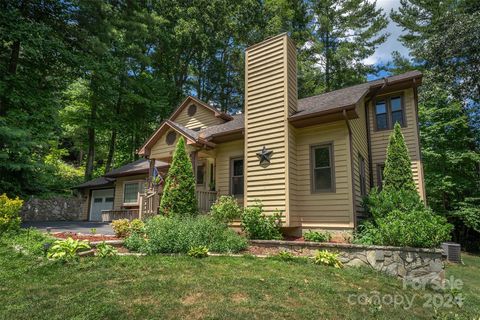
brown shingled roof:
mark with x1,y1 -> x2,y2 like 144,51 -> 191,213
200,114 -> 244,139
104,158 -> 168,178
73,176 -> 115,189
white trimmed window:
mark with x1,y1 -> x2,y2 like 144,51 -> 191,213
123,182 -> 141,204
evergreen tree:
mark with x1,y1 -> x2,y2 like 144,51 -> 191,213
159,137 -> 197,216
304,0 -> 389,94
383,123 -> 416,193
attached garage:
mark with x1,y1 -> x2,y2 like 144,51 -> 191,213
89,188 -> 114,221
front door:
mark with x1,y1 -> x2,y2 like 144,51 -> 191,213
89,189 -> 114,221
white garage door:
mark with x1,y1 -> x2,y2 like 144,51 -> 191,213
89,189 -> 114,221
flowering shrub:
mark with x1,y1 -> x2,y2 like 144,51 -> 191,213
0,194 -> 23,234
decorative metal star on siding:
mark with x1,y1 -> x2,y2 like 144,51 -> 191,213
256,146 -> 273,167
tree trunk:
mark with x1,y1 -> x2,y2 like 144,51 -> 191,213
85,100 -> 97,180
105,128 -> 117,173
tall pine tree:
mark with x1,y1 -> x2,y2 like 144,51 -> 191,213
304,0 -> 389,94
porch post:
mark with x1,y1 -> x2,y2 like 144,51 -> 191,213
148,158 -> 155,189
190,151 -> 198,181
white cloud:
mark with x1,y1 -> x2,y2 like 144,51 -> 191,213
366,0 -> 410,65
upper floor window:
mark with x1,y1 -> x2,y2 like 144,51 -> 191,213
311,144 -> 335,193
230,157 -> 244,196
375,95 -> 405,130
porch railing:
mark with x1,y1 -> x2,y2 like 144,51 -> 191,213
101,209 -> 139,222
139,191 -> 161,220
197,190 -> 218,213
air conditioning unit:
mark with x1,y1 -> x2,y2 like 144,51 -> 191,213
441,242 -> 461,263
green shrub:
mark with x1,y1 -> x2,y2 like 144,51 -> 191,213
124,232 -> 147,252
159,137 -> 197,216
188,246 -> 209,258
95,242 -> 118,257
363,188 -> 423,220
0,193 -> 23,234
0,228 -> 54,256
210,196 -> 242,224
129,219 -> 145,234
383,123 -> 417,193
357,208 -> 453,248
143,216 -> 247,254
275,250 -> 295,261
241,202 -> 282,240
47,237 -> 91,262
304,230 -> 331,242
111,219 -> 130,238
313,250 -> 343,268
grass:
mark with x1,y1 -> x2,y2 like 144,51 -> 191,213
0,232 -> 479,319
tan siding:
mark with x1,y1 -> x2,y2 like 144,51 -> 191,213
244,34 -> 297,223
113,174 -> 147,210
350,100 -> 371,214
291,121 -> 354,229
215,139 -> 244,207
172,102 -> 224,129
368,88 -> 425,199
150,130 -> 196,160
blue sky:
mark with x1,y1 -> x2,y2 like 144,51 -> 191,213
367,0 -> 410,65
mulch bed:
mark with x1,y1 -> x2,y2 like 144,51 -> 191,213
52,232 -> 121,242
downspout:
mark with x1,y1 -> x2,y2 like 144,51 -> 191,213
343,109 -> 357,229
365,78 -> 388,191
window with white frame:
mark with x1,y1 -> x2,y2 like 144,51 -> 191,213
123,182 -> 141,204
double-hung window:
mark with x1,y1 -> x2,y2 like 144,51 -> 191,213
311,144 -> 335,193
375,95 -> 405,130
123,182 -> 141,204
230,157 -> 244,197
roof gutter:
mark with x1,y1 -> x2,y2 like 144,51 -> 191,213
289,103 -> 357,122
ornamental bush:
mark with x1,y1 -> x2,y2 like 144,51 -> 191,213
356,208 -> 453,248
159,137 -> 197,216
0,193 -> 23,234
142,215 -> 247,254
210,195 -> 242,224
241,201 -> 283,240
383,123 -> 416,193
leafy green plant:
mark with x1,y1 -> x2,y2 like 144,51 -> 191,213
241,202 -> 282,240
111,219 -> 130,238
143,215 -> 247,254
95,242 -> 118,257
313,250 -> 343,268
0,194 -> 23,234
210,195 -> 242,224
159,137 -> 197,217
129,219 -> 145,234
188,245 -> 209,258
47,237 -> 91,262
124,232 -> 147,252
303,230 -> 331,242
276,250 -> 295,261
356,208 -> 452,248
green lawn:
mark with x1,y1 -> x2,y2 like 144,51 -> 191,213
0,241 -> 478,319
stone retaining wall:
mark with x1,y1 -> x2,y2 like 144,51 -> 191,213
20,196 -> 85,221
250,240 -> 444,285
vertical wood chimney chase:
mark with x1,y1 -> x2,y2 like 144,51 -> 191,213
244,33 -> 297,226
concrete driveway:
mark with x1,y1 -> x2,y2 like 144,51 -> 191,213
22,221 -> 114,235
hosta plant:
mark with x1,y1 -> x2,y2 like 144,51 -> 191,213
188,246 -> 209,258
96,242 -> 118,258
313,250 -> 343,268
47,237 -> 91,262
